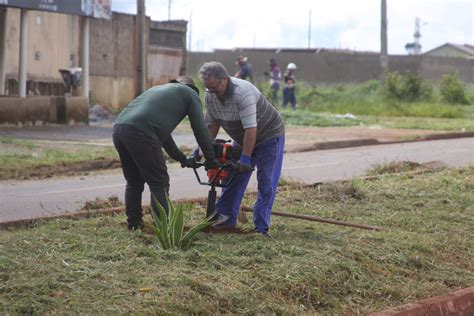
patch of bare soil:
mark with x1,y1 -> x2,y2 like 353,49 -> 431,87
318,182 -> 366,201
81,195 -> 122,210
367,160 -> 423,176
202,226 -> 254,235
18,158 -> 121,180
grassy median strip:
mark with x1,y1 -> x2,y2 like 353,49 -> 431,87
0,137 -> 195,180
364,115 -> 474,131
1,166 -> 472,314
0,137 -> 120,180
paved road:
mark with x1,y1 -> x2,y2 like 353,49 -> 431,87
1,138 -> 473,222
0,124 -> 207,147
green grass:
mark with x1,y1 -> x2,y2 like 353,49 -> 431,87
0,137 -> 194,179
1,166 -> 472,314
280,109 -> 362,127
279,108 -> 474,131
297,82 -> 474,131
363,116 -> 474,131
195,76 -> 474,130
296,81 -> 472,118
0,137 -> 36,149
0,138 -> 119,179
254,79 -> 474,130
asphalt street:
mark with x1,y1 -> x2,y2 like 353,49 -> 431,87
1,137 -> 473,223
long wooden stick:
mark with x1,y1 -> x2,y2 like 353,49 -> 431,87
241,206 -> 382,231
1,202 -> 381,232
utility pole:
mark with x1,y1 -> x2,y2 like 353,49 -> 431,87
413,17 -> 422,55
81,16 -> 90,99
0,7 -> 7,95
19,9 -> 28,97
168,0 -> 171,20
136,0 -> 145,96
308,9 -> 312,49
380,0 -> 388,80
188,10 -> 192,51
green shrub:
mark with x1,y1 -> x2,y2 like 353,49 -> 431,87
439,73 -> 469,105
357,80 -> 380,94
384,71 -> 432,102
420,80 -> 434,101
298,86 -> 325,109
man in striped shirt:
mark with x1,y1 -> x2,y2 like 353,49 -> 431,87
198,61 -> 285,236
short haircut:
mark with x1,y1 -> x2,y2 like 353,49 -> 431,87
169,76 -> 200,95
198,61 -> 229,81
174,76 -> 195,86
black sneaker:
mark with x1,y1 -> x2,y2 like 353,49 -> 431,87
127,221 -> 144,231
254,230 -> 272,239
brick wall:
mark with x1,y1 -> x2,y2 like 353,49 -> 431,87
188,49 -> 474,84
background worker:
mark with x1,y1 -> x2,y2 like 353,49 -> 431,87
282,62 -> 297,110
198,61 -> 285,236
234,55 -> 253,82
113,76 -> 218,230
267,58 -> 281,105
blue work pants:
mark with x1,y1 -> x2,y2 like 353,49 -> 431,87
215,135 -> 285,233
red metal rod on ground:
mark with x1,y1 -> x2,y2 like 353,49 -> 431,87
241,206 -> 382,231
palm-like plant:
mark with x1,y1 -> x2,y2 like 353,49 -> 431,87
150,195 -> 214,250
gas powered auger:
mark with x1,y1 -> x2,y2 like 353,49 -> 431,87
191,140 -> 382,232
193,139 -> 241,219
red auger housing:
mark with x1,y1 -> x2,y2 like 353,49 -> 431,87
207,139 -> 234,185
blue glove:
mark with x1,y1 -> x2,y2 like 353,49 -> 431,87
236,155 -> 252,173
192,147 -> 203,161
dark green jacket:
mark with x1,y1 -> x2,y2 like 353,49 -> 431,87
115,83 -> 214,162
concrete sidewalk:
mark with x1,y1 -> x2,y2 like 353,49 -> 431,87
1,123 -> 472,152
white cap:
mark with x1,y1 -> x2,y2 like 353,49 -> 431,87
287,63 -> 297,70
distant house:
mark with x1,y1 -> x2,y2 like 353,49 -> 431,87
423,43 -> 474,59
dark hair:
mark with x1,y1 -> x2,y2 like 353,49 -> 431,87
169,76 -> 200,95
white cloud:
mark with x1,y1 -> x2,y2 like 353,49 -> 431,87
113,0 -> 473,54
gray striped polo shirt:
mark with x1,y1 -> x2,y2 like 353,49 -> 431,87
204,77 -> 285,147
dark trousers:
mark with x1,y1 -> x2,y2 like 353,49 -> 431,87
113,124 -> 169,224
271,87 -> 279,105
282,87 -> 296,109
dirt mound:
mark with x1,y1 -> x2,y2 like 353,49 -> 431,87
202,226 -> 254,235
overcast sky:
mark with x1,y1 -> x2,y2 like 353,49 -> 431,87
112,0 -> 473,54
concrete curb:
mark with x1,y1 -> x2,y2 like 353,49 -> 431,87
369,286 -> 474,315
285,131 -> 474,153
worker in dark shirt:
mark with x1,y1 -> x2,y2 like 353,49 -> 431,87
113,76 -> 218,230
234,55 -> 253,82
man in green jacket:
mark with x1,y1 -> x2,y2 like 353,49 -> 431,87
113,76 -> 217,230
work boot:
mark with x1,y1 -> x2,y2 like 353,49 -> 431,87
254,230 -> 272,239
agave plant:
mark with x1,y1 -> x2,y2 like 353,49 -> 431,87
150,195 -> 214,250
